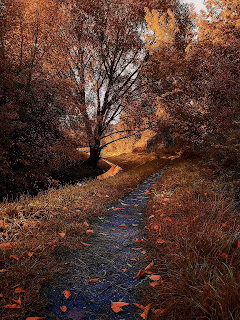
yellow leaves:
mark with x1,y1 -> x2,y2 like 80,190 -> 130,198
63,290 -> 71,299
111,301 -> 129,313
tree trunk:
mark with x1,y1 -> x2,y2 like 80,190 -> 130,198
86,139 -> 101,167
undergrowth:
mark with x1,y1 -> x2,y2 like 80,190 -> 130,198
0,153 -> 168,320
144,159 -> 240,320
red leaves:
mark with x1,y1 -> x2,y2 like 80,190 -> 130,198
111,301 -> 129,313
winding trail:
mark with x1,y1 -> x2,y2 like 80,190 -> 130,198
45,167 -> 168,320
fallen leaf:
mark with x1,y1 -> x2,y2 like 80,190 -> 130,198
115,245 -> 119,248
89,278 -> 99,283
60,306 -> 67,312
12,297 -> 21,305
58,233 -> 65,238
221,223 -> 228,228
0,269 -> 7,273
141,250 -> 146,254
62,207 -> 67,210
53,211 -> 60,215
149,215 -> 154,219
80,242 -> 91,247
4,304 -> 21,309
122,269 -> 127,272
141,303 -> 152,319
163,198 -> 170,202
149,281 -> 161,287
86,229 -> 94,234
130,258 -> 137,261
156,238 -> 166,244
15,287 -> 26,293
164,217 -> 173,223
96,193 -> 103,198
0,293 -> 3,297
9,255 -> 18,260
47,240 -> 57,245
153,225 -> 159,230
136,238 -> 144,243
144,261 -> 154,273
28,252 -> 34,257
0,242 -> 11,249
83,221 -> 89,226
111,301 -> 129,313
149,275 -> 161,281
136,269 -> 144,279
118,224 -> 127,227
63,290 -> 71,299
134,204 -> 139,207
220,252 -> 228,259
132,303 -> 145,310
26,317 -> 46,320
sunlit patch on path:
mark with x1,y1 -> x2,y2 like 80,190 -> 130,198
45,167 -> 168,319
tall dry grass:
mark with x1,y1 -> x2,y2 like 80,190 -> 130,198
144,159 -> 240,320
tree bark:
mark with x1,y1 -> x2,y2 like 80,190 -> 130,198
86,138 -> 101,167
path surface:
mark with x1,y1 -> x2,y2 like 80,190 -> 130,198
45,168 -> 167,320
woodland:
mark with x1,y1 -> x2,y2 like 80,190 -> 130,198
0,0 -> 239,319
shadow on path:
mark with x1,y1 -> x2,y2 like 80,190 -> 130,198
45,167 -> 168,320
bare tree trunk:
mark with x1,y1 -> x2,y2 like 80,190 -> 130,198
87,138 -> 101,167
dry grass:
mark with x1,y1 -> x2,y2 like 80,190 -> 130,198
0,152 -> 168,320
144,159 -> 240,320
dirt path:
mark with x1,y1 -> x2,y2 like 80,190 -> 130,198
44,167 -> 168,320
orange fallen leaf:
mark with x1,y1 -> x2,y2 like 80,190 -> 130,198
132,303 -> 145,310
136,238 -> 144,243
163,198 -> 170,202
0,242 -> 11,249
89,278 -> 99,283
80,242 -> 91,247
136,269 -> 144,279
118,224 -> 127,227
47,240 -> 57,245
144,261 -> 154,273
149,275 -> 161,281
221,223 -> 227,228
28,252 -> 34,257
58,233 -> 65,238
149,215 -> 154,219
53,211 -> 60,215
9,255 -> 18,260
130,258 -> 137,261
0,269 -> 7,273
141,303 -> 152,319
156,238 -> 166,244
0,293 -> 3,297
96,193 -> 103,198
220,252 -> 228,259
149,281 -> 161,287
12,297 -> 21,305
4,304 -> 21,309
141,250 -> 146,254
26,317 -> 46,320
153,225 -> 159,230
83,221 -> 89,226
86,229 -> 94,234
60,305 -> 67,312
134,204 -> 139,207
14,287 -> 26,293
122,269 -> 127,272
63,290 -> 71,299
111,301 -> 129,313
